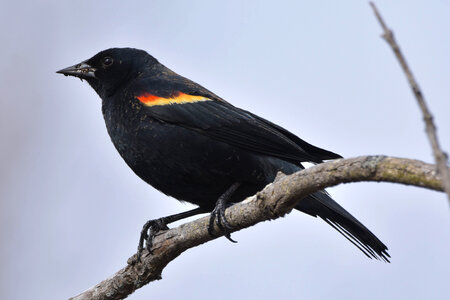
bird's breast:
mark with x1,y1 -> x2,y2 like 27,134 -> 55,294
100,99 -> 292,206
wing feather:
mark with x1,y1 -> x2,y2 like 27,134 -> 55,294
144,97 -> 340,164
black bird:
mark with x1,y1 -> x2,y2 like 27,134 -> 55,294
57,48 -> 389,262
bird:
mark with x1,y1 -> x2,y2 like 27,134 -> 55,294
57,47 -> 389,262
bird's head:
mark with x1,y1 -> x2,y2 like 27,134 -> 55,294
57,48 -> 158,98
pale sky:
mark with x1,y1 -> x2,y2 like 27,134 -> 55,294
1,1 -> 449,299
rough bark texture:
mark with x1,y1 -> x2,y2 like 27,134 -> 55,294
370,2 -> 450,201
70,156 -> 445,300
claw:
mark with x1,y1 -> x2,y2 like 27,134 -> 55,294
208,197 -> 237,243
207,182 -> 241,242
137,218 -> 169,261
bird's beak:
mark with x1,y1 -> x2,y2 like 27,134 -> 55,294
56,61 -> 97,79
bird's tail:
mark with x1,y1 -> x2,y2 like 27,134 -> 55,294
295,191 -> 390,262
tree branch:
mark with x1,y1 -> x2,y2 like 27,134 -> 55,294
369,2 -> 450,202
70,156 -> 445,300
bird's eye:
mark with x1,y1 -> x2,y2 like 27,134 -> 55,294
102,57 -> 114,67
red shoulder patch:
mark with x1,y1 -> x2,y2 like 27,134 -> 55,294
136,91 -> 212,107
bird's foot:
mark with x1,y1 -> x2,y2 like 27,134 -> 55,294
137,218 -> 169,261
208,198 -> 237,243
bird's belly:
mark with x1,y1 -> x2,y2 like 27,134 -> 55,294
111,121 -> 275,208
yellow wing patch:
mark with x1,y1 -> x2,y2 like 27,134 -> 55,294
136,91 -> 212,107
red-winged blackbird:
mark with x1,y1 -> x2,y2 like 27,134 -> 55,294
57,48 -> 389,261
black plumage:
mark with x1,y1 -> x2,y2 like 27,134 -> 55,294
57,48 -> 389,261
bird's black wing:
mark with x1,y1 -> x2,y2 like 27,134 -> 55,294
136,83 -> 340,164
245,111 -> 342,161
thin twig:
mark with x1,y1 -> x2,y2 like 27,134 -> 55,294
70,156 -> 445,300
369,2 -> 450,203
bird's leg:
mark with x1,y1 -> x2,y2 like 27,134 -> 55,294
208,182 -> 241,242
137,207 -> 207,261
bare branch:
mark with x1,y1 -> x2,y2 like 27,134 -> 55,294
70,156 -> 445,300
369,2 -> 450,201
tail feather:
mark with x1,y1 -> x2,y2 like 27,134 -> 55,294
296,191 -> 390,262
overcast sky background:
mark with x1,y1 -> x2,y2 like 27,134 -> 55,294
1,1 -> 449,299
